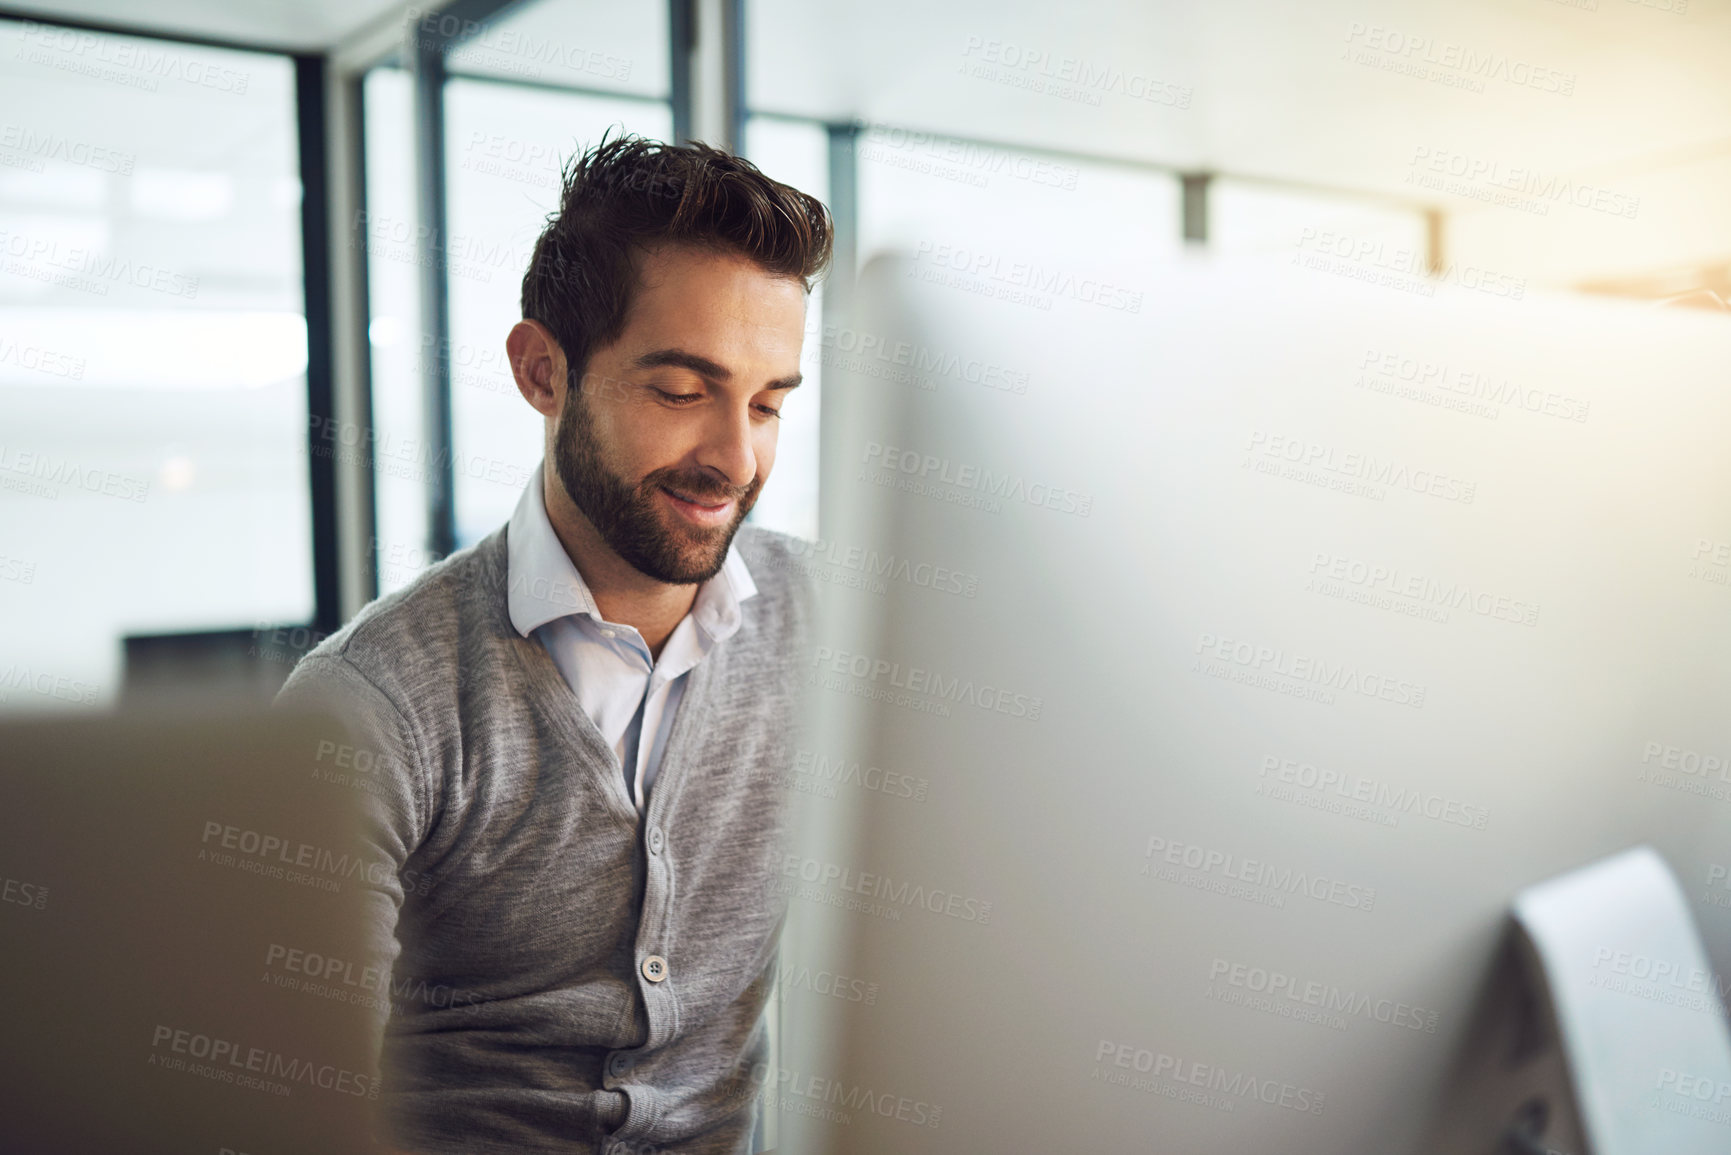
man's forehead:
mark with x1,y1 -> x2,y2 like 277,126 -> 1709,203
630,240 -> 802,293
618,247 -> 808,353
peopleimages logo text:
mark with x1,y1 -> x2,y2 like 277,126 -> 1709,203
200,821 -> 434,896
1246,431 -> 1476,504
1357,348 -> 1588,422
17,21 -> 251,93
1407,147 -> 1639,219
1308,552 -> 1539,627
912,240 -> 1144,312
1144,835 -> 1377,911
810,646 -> 1043,720
1207,957 -> 1439,1032
1343,23 -> 1576,96
149,1024 -> 377,1098
958,38 -> 1192,109
1093,1039 -> 1326,1114
1195,631 -> 1427,709
0,124 -> 134,172
785,537 -> 979,597
862,440 -> 1093,516
1258,754 -> 1488,830
779,855 -> 992,924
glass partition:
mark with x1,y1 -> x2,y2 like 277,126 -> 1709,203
0,17 -> 307,710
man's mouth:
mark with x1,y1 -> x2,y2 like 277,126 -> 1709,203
659,485 -> 736,526
662,485 -> 730,509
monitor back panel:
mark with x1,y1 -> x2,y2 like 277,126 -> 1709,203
770,252 -> 1731,1154
0,709 -> 383,1155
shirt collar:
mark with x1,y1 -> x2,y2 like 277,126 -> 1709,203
507,461 -> 757,641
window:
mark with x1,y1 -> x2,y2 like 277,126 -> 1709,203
360,65 -> 428,596
0,18 -> 306,710
742,116 -> 829,542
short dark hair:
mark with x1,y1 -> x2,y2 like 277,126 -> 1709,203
521,131 -> 833,385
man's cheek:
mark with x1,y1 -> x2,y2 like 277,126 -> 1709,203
581,372 -> 634,407
596,377 -> 629,406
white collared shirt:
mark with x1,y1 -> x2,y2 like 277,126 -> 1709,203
506,462 -> 758,811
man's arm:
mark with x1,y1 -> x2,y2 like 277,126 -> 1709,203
274,653 -> 430,1150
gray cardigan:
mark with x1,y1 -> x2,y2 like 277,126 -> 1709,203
276,523 -> 811,1154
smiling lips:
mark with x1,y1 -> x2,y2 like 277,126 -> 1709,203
660,485 -> 735,527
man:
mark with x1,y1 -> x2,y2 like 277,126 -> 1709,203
277,134 -> 830,1155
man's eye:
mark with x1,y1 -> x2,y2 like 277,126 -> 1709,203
756,405 -> 783,420
655,390 -> 701,404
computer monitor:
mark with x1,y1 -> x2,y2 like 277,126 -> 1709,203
765,248 -> 1731,1153
0,708 -> 386,1155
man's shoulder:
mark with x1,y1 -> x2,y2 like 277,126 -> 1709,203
733,523 -> 813,598
732,522 -> 802,570
732,523 -> 817,641
285,528 -> 508,703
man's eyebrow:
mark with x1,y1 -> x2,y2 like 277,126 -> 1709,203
633,348 -> 802,391
633,348 -> 731,380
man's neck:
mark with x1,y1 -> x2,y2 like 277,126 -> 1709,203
543,477 -> 698,660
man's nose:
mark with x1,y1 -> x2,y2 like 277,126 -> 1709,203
694,402 -> 758,491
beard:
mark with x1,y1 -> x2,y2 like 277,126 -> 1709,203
551,382 -> 762,585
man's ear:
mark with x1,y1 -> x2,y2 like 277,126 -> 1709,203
507,320 -> 567,418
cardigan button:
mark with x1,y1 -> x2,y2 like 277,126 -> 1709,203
641,954 -> 669,983
648,826 -> 665,855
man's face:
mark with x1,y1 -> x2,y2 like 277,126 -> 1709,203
551,243 -> 808,585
